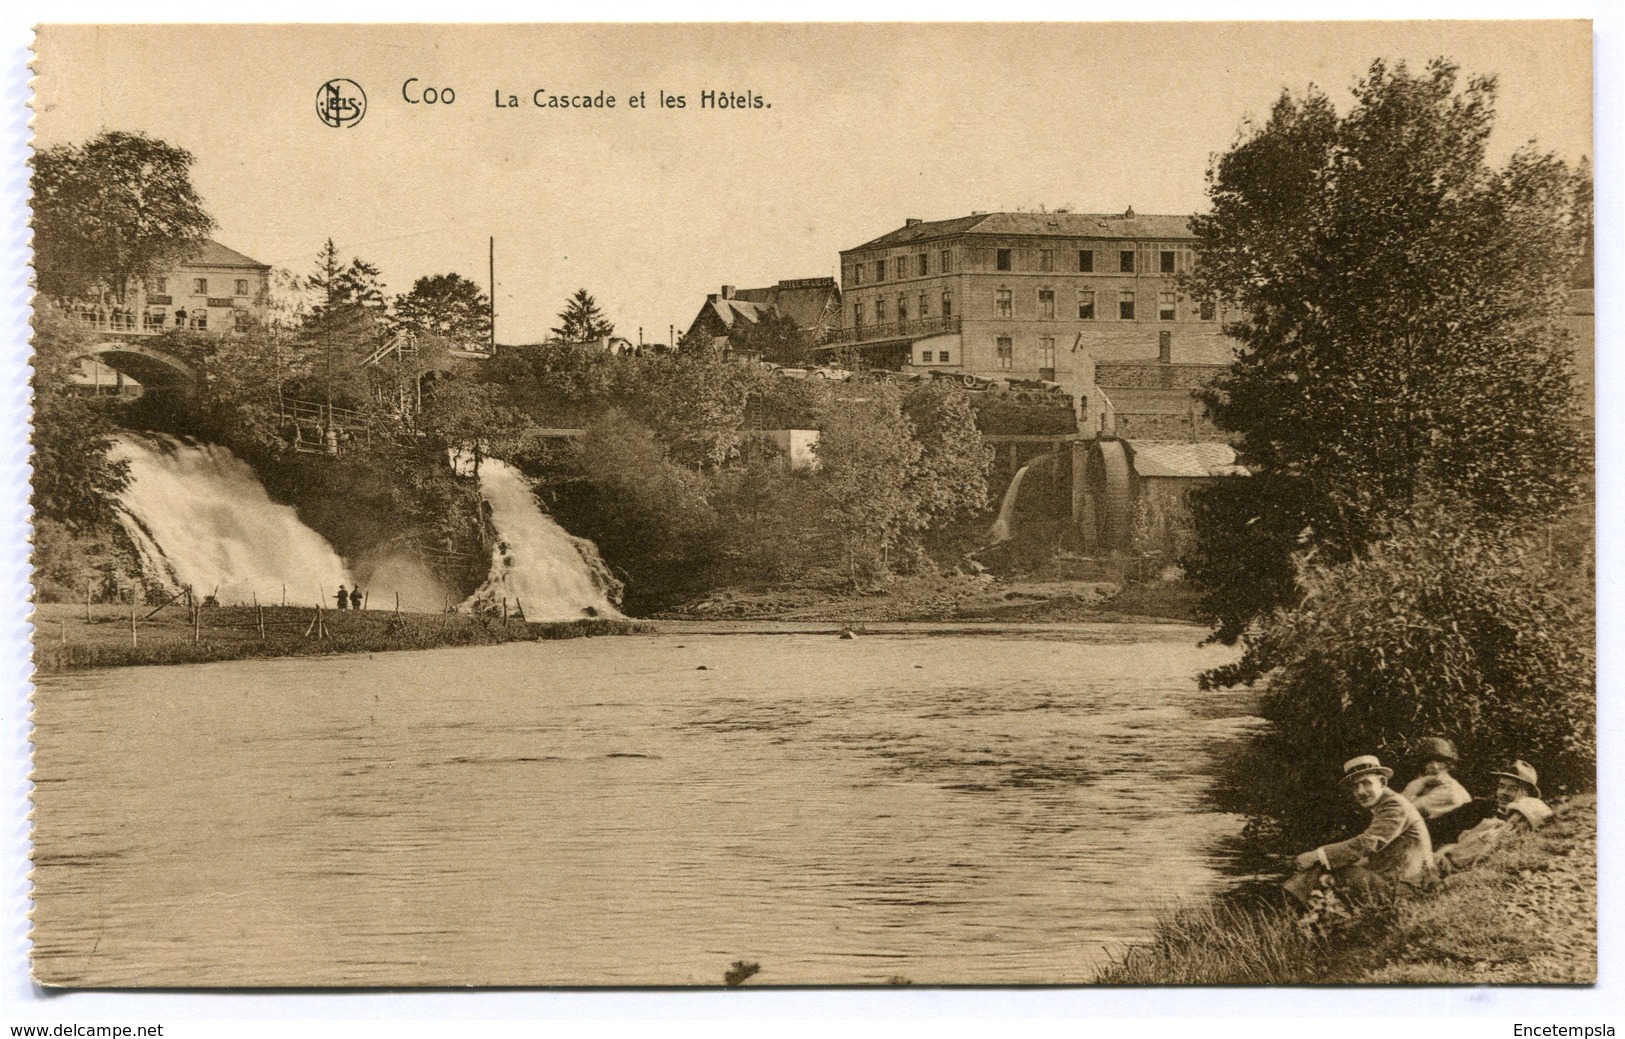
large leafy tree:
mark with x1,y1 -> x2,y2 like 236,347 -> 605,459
900,384 -> 992,541
31,130 -> 216,301
393,273 -> 492,347
814,387 -> 923,586
1184,58 -> 1591,644
550,288 -> 614,344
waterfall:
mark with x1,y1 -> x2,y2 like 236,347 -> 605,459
987,454 -> 1054,545
110,434 -> 352,605
463,459 -> 624,621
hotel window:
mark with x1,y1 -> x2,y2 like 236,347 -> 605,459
995,289 -> 1013,319
1078,250 -> 1094,273
917,254 -> 928,277
938,350 -> 952,363
1161,250 -> 1177,274
1077,290 -> 1096,320
1039,337 -> 1056,380
897,296 -> 909,322
875,298 -> 887,322
235,278 -> 250,296
1200,300 -> 1217,321
941,290 -> 952,318
234,310 -> 253,332
1159,292 -> 1177,320
875,259 -> 886,281
193,277 -> 209,294
1039,249 -> 1053,272
996,248 -> 1011,271
919,293 -> 930,319
155,277 -> 168,293
996,336 -> 1014,369
853,303 -> 864,329
192,310 -> 208,330
1038,288 -> 1055,320
853,264 -> 865,286
941,249 -> 951,273
1119,250 -> 1135,273
1119,291 -> 1136,320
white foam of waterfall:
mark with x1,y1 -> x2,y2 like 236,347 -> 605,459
987,464 -> 1032,545
463,459 -> 624,621
109,434 -> 352,606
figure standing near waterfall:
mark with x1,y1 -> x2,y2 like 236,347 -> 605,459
336,584 -> 349,610
350,587 -> 363,610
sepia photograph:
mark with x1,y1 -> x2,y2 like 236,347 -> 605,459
14,14 -> 1604,1001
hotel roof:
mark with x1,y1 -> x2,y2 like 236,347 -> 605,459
847,211 -> 1198,252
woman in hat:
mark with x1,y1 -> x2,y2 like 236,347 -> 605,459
1435,760 -> 1553,875
1400,737 -> 1473,819
1283,754 -> 1435,907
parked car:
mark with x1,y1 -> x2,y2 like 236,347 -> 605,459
931,370 -> 999,390
860,368 -> 922,384
810,366 -> 853,381
1004,377 -> 1066,393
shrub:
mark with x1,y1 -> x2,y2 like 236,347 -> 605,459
1211,511 -> 1594,851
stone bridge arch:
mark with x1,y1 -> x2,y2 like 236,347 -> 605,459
67,341 -> 198,392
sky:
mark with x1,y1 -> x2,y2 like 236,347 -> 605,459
30,21 -> 1592,345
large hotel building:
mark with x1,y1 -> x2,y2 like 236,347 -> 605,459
825,210 -> 1239,410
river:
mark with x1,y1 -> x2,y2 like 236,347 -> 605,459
30,623 -> 1259,987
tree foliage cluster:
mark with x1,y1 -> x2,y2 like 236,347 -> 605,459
1185,59 -> 1591,644
1182,58 -> 1596,842
31,131 -> 216,302
491,355 -> 992,606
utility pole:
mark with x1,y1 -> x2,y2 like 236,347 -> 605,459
489,236 -> 497,357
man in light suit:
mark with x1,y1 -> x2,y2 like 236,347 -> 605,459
1283,754 -> 1435,907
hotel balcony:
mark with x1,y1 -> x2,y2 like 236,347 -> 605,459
820,315 -> 962,349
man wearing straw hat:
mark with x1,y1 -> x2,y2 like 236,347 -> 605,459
1283,754 -> 1434,907
1435,760 -> 1553,875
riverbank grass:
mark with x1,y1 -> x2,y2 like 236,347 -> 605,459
31,602 -> 647,674
1098,794 -> 1596,984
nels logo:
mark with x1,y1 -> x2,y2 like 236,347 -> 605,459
316,79 -> 367,128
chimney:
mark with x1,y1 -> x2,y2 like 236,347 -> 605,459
1159,330 -> 1172,363
720,285 -> 735,300
905,217 -> 922,227
707,293 -> 720,304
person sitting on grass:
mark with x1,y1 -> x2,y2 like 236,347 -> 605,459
1435,760 -> 1553,876
1400,737 -> 1472,820
1283,754 -> 1435,909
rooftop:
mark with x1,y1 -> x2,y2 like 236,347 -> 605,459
183,239 -> 271,270
1124,440 -> 1243,479
848,210 -> 1198,252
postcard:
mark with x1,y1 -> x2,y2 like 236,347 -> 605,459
23,20 -> 1595,990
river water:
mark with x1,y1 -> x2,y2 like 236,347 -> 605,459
30,623 -> 1258,987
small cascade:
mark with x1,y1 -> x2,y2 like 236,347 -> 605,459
110,433 -> 352,605
463,459 -> 624,622
987,455 -> 1054,545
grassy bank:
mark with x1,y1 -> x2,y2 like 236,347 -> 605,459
32,602 -> 647,674
1096,794 -> 1596,984
656,572 -> 1204,625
